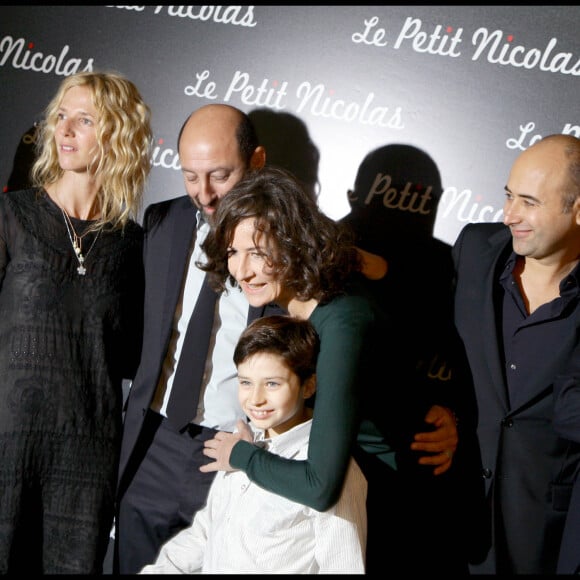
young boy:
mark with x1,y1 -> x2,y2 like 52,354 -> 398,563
139,315 -> 367,574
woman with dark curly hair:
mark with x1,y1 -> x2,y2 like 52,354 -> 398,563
198,165 -> 378,516
0,71 -> 152,574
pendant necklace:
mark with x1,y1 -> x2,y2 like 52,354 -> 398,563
60,207 -> 101,276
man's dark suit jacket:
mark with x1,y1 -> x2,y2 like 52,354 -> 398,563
117,195 -> 282,493
553,343 -> 580,574
452,222 -> 580,574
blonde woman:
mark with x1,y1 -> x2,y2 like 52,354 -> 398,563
0,71 -> 152,573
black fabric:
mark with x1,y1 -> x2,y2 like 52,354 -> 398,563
114,410 -> 218,574
0,188 -> 144,573
166,274 -> 218,431
340,221 -> 488,575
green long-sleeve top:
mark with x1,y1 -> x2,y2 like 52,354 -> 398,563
230,280 -> 378,511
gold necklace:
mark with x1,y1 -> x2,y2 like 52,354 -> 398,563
60,207 -> 101,276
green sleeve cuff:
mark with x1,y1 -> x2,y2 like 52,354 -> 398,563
229,439 -> 257,470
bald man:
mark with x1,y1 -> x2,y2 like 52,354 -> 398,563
114,105 -> 276,574
115,104 -> 467,574
452,134 -> 580,574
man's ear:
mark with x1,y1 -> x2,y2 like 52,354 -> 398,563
302,374 -> 317,400
250,145 -> 266,170
574,196 -> 580,226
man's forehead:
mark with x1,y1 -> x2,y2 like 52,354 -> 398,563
180,129 -> 240,159
181,161 -> 237,176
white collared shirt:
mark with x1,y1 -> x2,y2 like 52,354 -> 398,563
151,211 -> 249,431
139,420 -> 368,574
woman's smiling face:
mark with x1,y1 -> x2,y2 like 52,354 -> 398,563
226,217 -> 292,308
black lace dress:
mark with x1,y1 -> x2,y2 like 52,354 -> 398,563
0,188 -> 144,573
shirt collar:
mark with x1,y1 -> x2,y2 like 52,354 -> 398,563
196,210 -> 206,229
250,420 -> 312,459
500,250 -> 580,294
499,250 -> 518,283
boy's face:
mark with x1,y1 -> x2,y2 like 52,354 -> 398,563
237,352 -> 314,438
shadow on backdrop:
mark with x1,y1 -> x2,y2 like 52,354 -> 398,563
342,144 -> 488,575
342,142 -> 442,244
248,108 -> 320,201
5,125 -> 38,193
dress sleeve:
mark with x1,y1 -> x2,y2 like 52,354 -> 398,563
119,224 -> 145,380
230,294 -> 374,511
0,199 -> 8,287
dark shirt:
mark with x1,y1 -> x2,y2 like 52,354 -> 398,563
500,253 -> 580,411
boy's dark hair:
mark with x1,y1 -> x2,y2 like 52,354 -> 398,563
234,315 -> 319,384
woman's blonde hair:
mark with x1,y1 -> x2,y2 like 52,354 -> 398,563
30,71 -> 153,229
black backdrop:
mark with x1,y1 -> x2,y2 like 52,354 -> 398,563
1,5 -> 578,245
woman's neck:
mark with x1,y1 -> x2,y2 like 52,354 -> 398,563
286,297 -> 318,320
46,175 -> 101,220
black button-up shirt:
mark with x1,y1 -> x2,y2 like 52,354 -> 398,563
500,253 -> 580,410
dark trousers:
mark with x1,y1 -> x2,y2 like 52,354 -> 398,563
114,410 -> 217,574
355,447 -> 472,575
